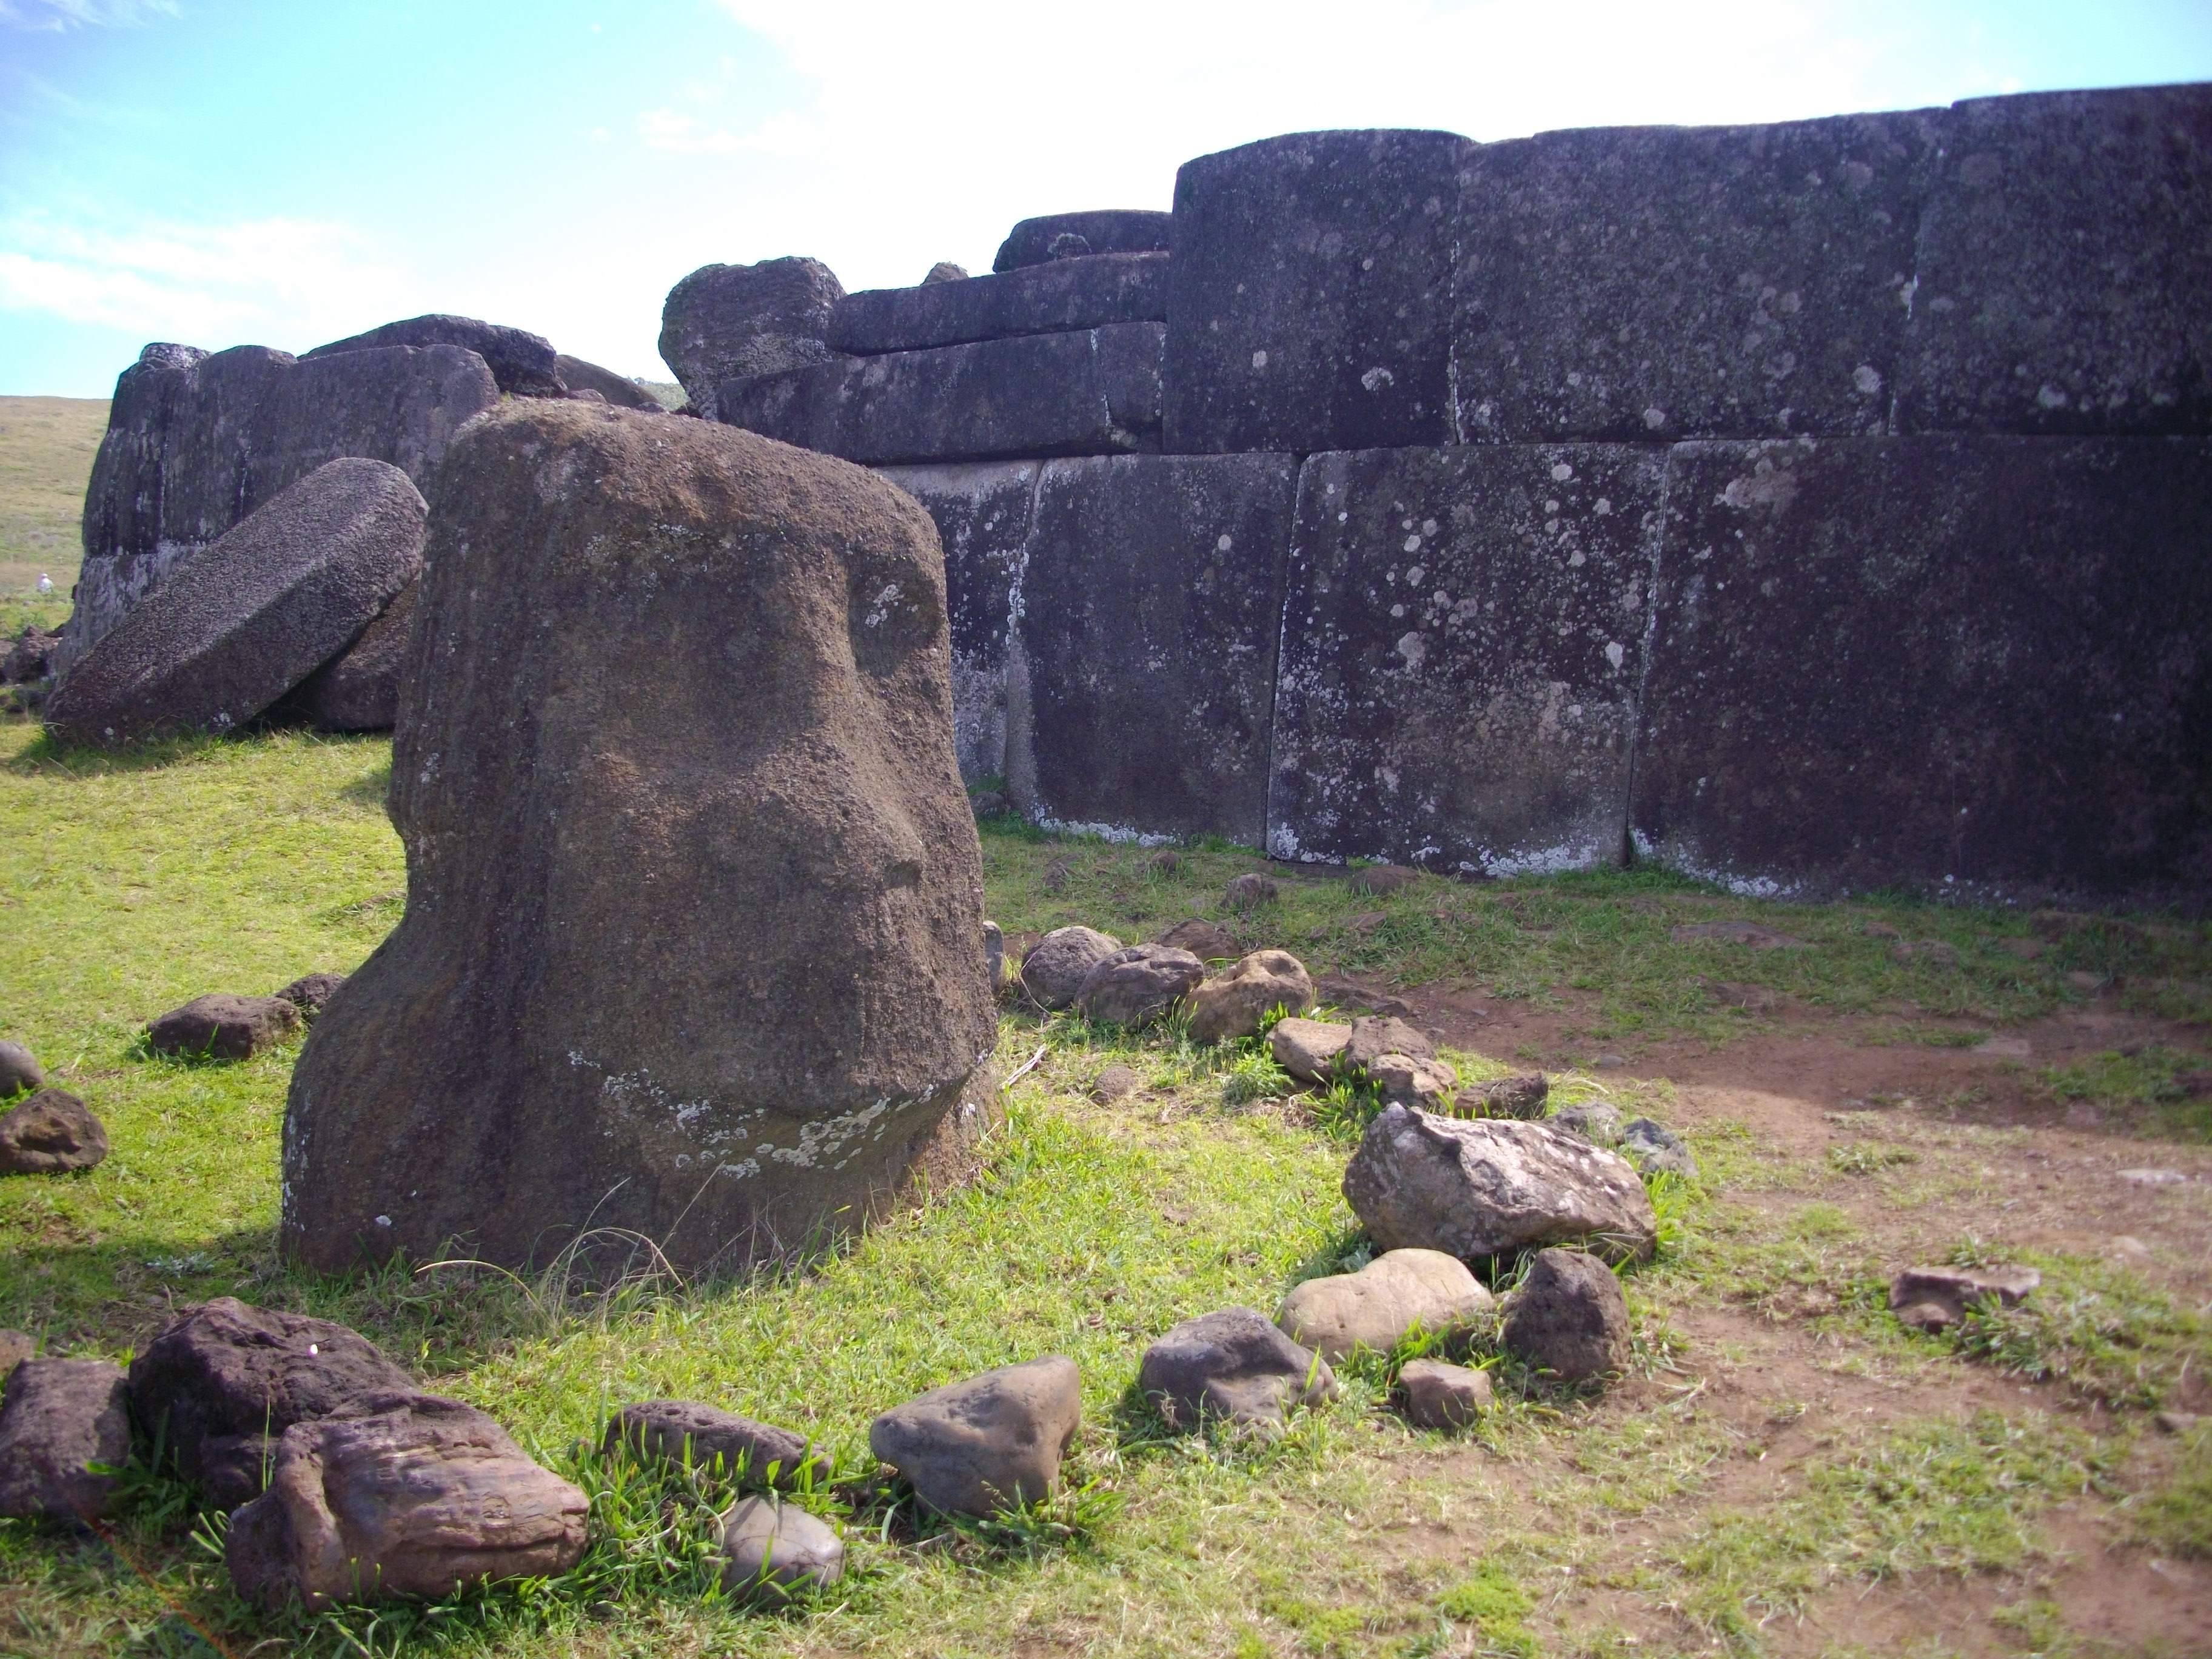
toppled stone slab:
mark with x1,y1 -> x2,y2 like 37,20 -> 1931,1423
996,210 -> 1171,272
47,458 -> 426,747
1165,129 -> 1469,454
1343,1106 -> 1658,1263
1888,1264 -> 2041,1332
1021,927 -> 1123,1010
1021,453 -> 1297,842
1270,1017 -> 1352,1082
604,1401 -> 822,1487
660,256 -> 844,420
1270,443 -> 1663,871
719,1493 -> 844,1594
1502,1248 -> 1633,1384
1076,944 -> 1204,1028
278,576 -> 416,734
1398,1358 -> 1493,1429
868,1356 -> 1081,1517
306,314 -> 560,397
1278,1248 -> 1492,1362
831,253 -> 1169,355
1187,950 -> 1314,1044
224,1390 -> 588,1610
0,1090 -> 108,1175
145,994 -> 301,1061
0,1358 -> 131,1525
1139,1307 -> 1338,1430
554,354 -> 665,411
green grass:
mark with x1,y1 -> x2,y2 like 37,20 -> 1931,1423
2131,1423 -> 2212,1560
0,395 -> 106,633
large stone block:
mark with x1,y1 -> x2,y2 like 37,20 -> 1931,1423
720,323 -> 1162,466
63,341 -> 496,672
304,313 -> 561,397
659,256 -> 845,420
1896,84 -> 2212,435
1632,435 -> 2212,903
994,210 -> 1171,272
828,253 -> 1168,355
1164,129 -> 1470,455
1019,453 -> 1296,842
1453,112 -> 1937,442
1269,444 -> 1664,872
876,461 -> 1037,785
282,403 -> 998,1274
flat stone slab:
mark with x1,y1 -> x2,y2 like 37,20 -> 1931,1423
830,253 -> 1168,355
1270,443 -> 1663,873
996,210 -> 1171,272
278,576 -> 417,734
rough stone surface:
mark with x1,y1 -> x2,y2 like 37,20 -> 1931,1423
306,315 -> 559,397
554,354 -> 664,411
830,253 -> 1169,354
275,973 -> 347,1017
1454,112 -> 1936,441
1020,453 -> 1297,840
1165,129 -> 1470,454
659,256 -> 845,421
277,577 -> 418,734
0,1090 -> 109,1175
48,458 -> 427,747
923,262 -> 968,285
1501,1248 -> 1634,1384
876,462 -> 1036,785
1398,1358 -> 1494,1429
718,1493 -> 844,1594
0,1359 -> 130,1524
145,994 -> 300,1061
1270,1017 -> 1353,1082
1458,1073 -> 1550,1120
1369,1053 -> 1459,1109
1341,1016 -> 1436,1073
1186,950 -> 1315,1044
1093,1065 -> 1141,1103
1271,443 -> 1663,871
1889,1264 -> 2041,1332
867,1356 -> 1081,1517
1551,1101 -> 1622,1145
1075,944 -> 1204,1028
128,1297 -> 414,1511
1343,1106 -> 1660,1263
1620,1118 -> 1698,1179
283,404 -> 995,1275
1021,927 -> 1122,1010
1632,436 -> 2212,905
722,323 -> 1163,465
223,1390 -> 588,1611
604,1401 -> 820,1487
1139,1307 -> 1338,1430
996,210 -> 1172,272
2,627 -> 58,688
1155,918 -> 1237,961
1348,865 -> 1423,896
1224,873 -> 1278,909
1897,85 -> 2212,435
0,1042 -> 44,1098
1278,1248 -> 1493,1362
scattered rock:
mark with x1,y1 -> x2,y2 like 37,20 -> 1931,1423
1185,950 -> 1315,1044
1314,977 -> 1413,1017
1888,1264 -> 2040,1333
2064,1101 -> 2106,1129
1349,865 -> 1421,896
868,1356 -> 1081,1517
1456,1073 -> 1549,1120
969,789 -> 1010,818
1347,910 -> 1389,935
1155,917 -> 1235,961
0,1358 -> 132,1525
145,993 -> 300,1060
1704,980 -> 1780,1013
1340,1016 -> 1436,1073
718,1493 -> 845,1594
2120,1168 -> 2190,1186
1021,926 -> 1123,1010
278,575 -> 418,733
922,262 -> 969,286
659,256 -> 845,421
1670,921 -> 1806,948
1501,1248 -> 1634,1384
1225,873 -> 1278,910
129,1296 -> 414,1510
1076,944 -> 1204,1028
0,1041 -> 44,1098
1619,1118 -> 1698,1179
554,354 -> 665,411
1369,1053 -> 1459,1109
1092,1065 -> 1142,1103
305,313 -> 562,398
0,1090 -> 107,1175
603,1401 -> 822,1487
1269,1017 -> 1352,1083
1138,1307 -> 1338,1430
1550,1101 -> 1623,1146
224,1390 -> 588,1610
1147,850 -> 1181,875
1397,1358 -> 1493,1430
1863,922 -> 1902,939
1342,1106 -> 1660,1264
1278,1248 -> 1493,1362
2,627 -> 58,686
1042,856 -> 1073,893
275,973 -> 347,1018
0,1332 -> 33,1378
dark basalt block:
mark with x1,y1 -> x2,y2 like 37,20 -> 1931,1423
1632,435 -> 2212,904
1453,111 -> 1939,441
1896,84 -> 2212,435
1270,444 -> 1664,873
720,323 -> 1161,466
994,210 -> 1171,272
305,313 -> 561,397
1018,452 -> 1297,842
829,253 -> 1168,355
1164,129 -> 1470,455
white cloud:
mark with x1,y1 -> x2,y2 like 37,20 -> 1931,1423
0,0 -> 178,29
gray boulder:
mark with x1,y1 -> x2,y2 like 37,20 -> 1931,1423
0,1041 -> 44,1098
145,994 -> 300,1060
868,1356 -> 1081,1517
0,1358 -> 131,1525
1620,1118 -> 1698,1179
923,261 -> 968,285
305,314 -> 560,397
224,1390 -> 589,1611
719,1493 -> 844,1594
1138,1307 -> 1338,1430
277,575 -> 417,733
1342,1106 -> 1659,1264
553,354 -> 665,411
1155,918 -> 1236,962
603,1400 -> 822,1487
1269,1017 -> 1352,1082
1278,1248 -> 1492,1362
0,1090 -> 108,1175
1501,1248 -> 1633,1384
1186,950 -> 1314,1044
1398,1358 -> 1493,1430
1075,943 -> 1204,1028
660,256 -> 845,420
1020,926 -> 1123,1010
994,210 -> 1171,272
47,457 -> 426,747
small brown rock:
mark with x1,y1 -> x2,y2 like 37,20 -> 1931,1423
1186,950 -> 1315,1044
1225,873 -> 1278,910
868,1356 -> 1081,1517
1369,1053 -> 1458,1108
0,1358 -> 132,1524
603,1401 -> 822,1487
1278,1249 -> 1492,1362
1269,1017 -> 1352,1082
1997,937 -> 2044,960
1155,917 -> 1236,961
1075,944 -> 1203,1028
1501,1248 -> 1632,1385
1398,1358 -> 1493,1430
1019,926 -> 1122,1010
1672,920 -> 1806,948
145,993 -> 300,1060
1147,850 -> 1180,875
1349,865 -> 1420,896
0,1041 -> 44,1099
0,1090 -> 108,1175
275,972 -> 347,1017
1314,977 -> 1413,1017
1457,1073 -> 1549,1120
1092,1065 -> 1142,1102
1888,1264 -> 2039,1334
1340,1016 -> 1436,1073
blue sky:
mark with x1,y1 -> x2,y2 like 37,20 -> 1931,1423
4,0 -> 2210,397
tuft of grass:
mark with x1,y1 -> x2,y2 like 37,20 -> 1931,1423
1434,1560 -> 1539,1657
2131,1423 -> 2212,1560
1826,1141 -> 1919,1176
1946,1255 -> 2212,1412
2040,1043 -> 2212,1140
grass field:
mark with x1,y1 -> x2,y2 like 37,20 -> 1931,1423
1,716 -> 2208,1658
0,396 -> 106,637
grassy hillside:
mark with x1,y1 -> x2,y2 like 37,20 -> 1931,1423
0,395 -> 107,635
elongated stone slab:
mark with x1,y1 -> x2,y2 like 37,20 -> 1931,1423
829,253 -> 1167,355
995,210 -> 1171,272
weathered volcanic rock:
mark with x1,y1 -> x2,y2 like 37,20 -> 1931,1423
128,1296 -> 414,1511
0,1358 -> 131,1525
1278,1248 -> 1492,1362
1501,1248 -> 1633,1384
276,575 -> 418,734
1224,873 -> 1278,910
275,973 -> 348,1017
1342,1106 -> 1658,1264
1155,918 -> 1236,962
1399,1358 -> 1493,1428
0,1090 -> 108,1175
47,458 -> 426,747
1019,926 -> 1122,1010
1270,443 -> 1664,871
719,1493 -> 845,1594
224,1390 -> 588,1610
603,1401 -> 822,1487
868,1356 -> 1081,1517
1897,85 -> 2212,435
1620,1118 -> 1698,1179
1164,129 -> 1469,454
1270,1017 -> 1352,1082
554,354 -> 665,411
1138,1307 -> 1338,1430
144,994 -> 301,1061
1459,1073 -> 1549,1121
1888,1264 -> 2040,1333
995,210 -> 1172,272
1340,1016 -> 1435,1073
1075,944 -> 1204,1028
1019,453 -> 1297,842
281,403 -> 996,1275
1369,1053 -> 1458,1109
660,256 -> 845,421
306,314 -> 560,397
831,253 -> 1169,354
1186,950 -> 1315,1044
0,1041 -> 44,1098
